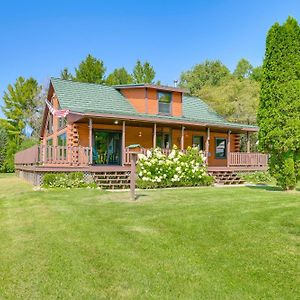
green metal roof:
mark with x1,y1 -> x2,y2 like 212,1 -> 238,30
50,78 -> 257,130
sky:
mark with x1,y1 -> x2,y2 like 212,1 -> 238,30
0,0 -> 299,119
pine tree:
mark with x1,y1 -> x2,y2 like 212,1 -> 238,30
75,54 -> 106,84
132,60 -> 155,83
258,17 -> 300,190
60,68 -> 73,80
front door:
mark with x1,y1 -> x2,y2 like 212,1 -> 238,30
93,131 -> 121,165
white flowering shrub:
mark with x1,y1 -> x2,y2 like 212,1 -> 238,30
137,146 -> 213,188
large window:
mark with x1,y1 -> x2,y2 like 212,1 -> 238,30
215,138 -> 227,159
157,133 -> 171,149
57,133 -> 67,146
158,91 -> 172,114
58,117 -> 67,130
192,136 -> 204,151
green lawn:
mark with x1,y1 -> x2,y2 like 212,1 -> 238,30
0,174 -> 299,299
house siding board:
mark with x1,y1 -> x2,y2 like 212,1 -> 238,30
120,88 -> 146,113
172,92 -> 182,117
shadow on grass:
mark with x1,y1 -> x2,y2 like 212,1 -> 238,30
246,184 -> 283,192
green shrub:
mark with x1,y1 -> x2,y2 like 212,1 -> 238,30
42,172 -> 96,188
136,146 -> 213,189
239,171 -> 273,184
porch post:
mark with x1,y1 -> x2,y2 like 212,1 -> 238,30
122,121 -> 126,165
205,127 -> 210,155
246,131 -> 250,153
153,123 -> 157,148
89,118 -> 93,164
227,130 -> 231,167
181,126 -> 185,151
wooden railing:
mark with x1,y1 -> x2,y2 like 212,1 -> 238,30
229,152 -> 269,167
15,145 -> 91,166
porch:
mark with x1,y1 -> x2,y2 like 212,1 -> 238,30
15,144 -> 268,172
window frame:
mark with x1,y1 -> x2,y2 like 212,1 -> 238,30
157,91 -> 172,115
215,137 -> 227,159
192,135 -> 204,151
57,132 -> 67,147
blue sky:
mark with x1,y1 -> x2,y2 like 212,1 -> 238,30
0,0 -> 299,118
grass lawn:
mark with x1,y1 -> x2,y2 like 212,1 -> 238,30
0,174 -> 299,299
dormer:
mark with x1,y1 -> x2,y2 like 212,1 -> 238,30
114,84 -> 185,117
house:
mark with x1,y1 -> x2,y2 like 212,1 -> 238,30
15,78 -> 268,187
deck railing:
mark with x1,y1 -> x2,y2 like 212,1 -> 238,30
15,145 -> 91,166
15,146 -> 268,169
229,152 -> 269,167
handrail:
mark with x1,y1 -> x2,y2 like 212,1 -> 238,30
229,152 -> 268,167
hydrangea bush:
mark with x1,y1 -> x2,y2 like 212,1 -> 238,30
136,146 -> 214,188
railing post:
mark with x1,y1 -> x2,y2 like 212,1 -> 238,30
205,127 -> 210,165
153,123 -> 157,148
246,131 -> 250,153
181,125 -> 185,151
130,153 -> 138,200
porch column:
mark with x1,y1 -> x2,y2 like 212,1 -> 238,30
205,127 -> 210,154
181,126 -> 185,151
89,118 -> 93,164
246,131 -> 250,153
153,123 -> 157,148
122,121 -> 126,165
227,130 -> 231,167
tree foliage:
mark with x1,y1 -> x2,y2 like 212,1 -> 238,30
2,77 -> 41,142
60,68 -> 73,80
258,17 -> 300,190
74,54 -> 106,84
106,67 -> 133,85
233,58 -> 253,79
0,128 -> 8,171
180,60 -> 231,94
132,60 -> 155,83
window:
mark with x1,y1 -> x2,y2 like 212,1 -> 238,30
57,133 -> 67,146
47,138 -> 53,146
158,91 -> 172,114
156,133 -> 171,149
58,117 -> 67,130
215,138 -> 227,159
192,136 -> 204,150
46,114 -> 53,134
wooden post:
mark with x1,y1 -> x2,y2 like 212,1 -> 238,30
227,130 -> 231,167
205,127 -> 210,155
181,126 -> 185,151
89,118 -> 93,164
130,153 -> 138,200
122,121 -> 126,165
153,123 -> 157,148
246,131 -> 250,153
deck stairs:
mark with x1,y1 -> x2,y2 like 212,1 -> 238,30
93,171 -> 131,189
209,170 -> 245,185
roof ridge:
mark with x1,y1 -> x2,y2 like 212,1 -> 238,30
50,77 -> 114,89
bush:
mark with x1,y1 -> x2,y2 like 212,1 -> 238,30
42,172 -> 96,188
239,171 -> 273,184
136,146 -> 214,189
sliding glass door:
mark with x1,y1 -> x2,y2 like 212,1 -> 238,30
93,131 -> 121,165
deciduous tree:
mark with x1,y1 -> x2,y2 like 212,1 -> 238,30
106,67 -> 133,85
132,60 -> 155,84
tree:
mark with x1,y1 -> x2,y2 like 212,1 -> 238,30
258,17 -> 300,190
2,77 -> 41,144
132,60 -> 155,83
74,54 -> 106,84
198,77 -> 259,125
180,60 -> 231,94
0,128 -> 8,171
233,58 -> 253,79
106,67 -> 133,85
250,66 -> 263,82
60,68 -> 73,80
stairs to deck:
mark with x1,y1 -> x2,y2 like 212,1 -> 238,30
209,170 -> 245,185
93,171 -> 131,189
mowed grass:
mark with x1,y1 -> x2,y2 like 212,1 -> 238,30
0,174 -> 299,299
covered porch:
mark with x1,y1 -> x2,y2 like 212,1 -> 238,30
15,115 -> 268,172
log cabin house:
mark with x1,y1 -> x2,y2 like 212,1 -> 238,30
15,78 -> 268,187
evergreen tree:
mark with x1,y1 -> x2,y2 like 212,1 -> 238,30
75,54 -> 106,84
132,60 -> 155,83
0,128 -> 8,172
60,68 -> 73,80
233,58 -> 253,79
258,17 -> 300,190
106,67 -> 133,85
